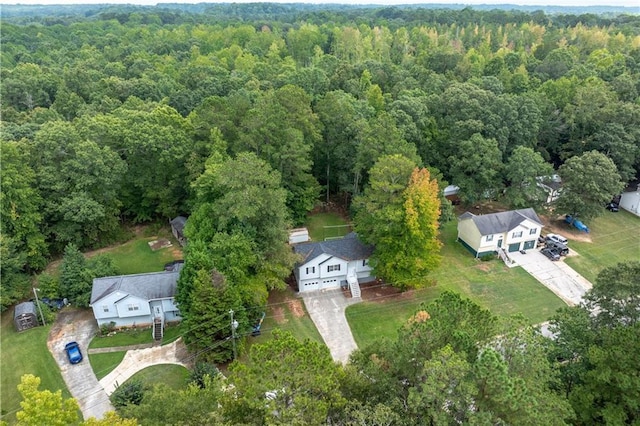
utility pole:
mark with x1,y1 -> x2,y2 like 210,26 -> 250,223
33,287 -> 46,326
229,309 -> 238,360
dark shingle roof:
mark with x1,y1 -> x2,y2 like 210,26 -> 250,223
170,216 -> 187,233
293,232 -> 373,264
14,301 -> 36,318
91,270 -> 180,305
458,208 -> 543,236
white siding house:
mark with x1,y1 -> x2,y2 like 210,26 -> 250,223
457,208 -> 543,258
90,267 -> 182,332
293,233 -> 374,294
619,187 -> 640,217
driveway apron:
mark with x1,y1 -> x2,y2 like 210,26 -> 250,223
509,250 -> 592,306
301,289 -> 361,364
47,309 -> 114,420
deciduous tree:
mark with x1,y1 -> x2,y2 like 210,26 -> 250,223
556,150 -> 624,222
354,155 -> 441,289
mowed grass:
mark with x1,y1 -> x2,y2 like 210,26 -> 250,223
89,351 -> 126,380
124,364 -> 190,391
0,311 -> 70,424
563,210 -> 640,283
89,327 -> 154,349
306,212 -> 351,242
246,288 -> 323,353
347,220 -> 567,347
109,237 -> 182,275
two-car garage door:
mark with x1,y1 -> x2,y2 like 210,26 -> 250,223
508,240 -> 536,252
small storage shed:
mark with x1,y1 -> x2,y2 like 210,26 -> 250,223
170,216 -> 188,247
14,302 -> 38,332
288,228 -> 310,245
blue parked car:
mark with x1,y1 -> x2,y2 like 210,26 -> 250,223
64,342 -> 83,364
565,215 -> 589,233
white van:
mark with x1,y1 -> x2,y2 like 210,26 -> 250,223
546,233 -> 568,245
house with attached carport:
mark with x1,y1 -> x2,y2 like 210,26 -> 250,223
90,266 -> 182,340
293,232 -> 374,297
457,208 -> 543,258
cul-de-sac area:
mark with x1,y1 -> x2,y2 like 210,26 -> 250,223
2,4 -> 640,425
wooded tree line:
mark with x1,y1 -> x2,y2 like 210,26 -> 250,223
12,262 -> 640,425
1,7 -> 638,311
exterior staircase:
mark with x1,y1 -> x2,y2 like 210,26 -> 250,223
347,273 -> 361,299
153,317 -> 163,341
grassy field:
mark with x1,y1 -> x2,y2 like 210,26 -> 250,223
108,236 -> 183,275
89,351 -> 127,380
245,288 -> 323,355
306,212 -> 351,242
89,327 -> 154,349
124,364 -> 190,391
0,311 -> 71,424
562,210 -> 640,283
346,220 -> 567,347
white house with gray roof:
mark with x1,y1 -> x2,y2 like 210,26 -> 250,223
293,232 -> 375,294
457,208 -> 543,258
90,268 -> 182,334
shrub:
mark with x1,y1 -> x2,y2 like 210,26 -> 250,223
189,362 -> 220,388
480,253 -> 495,262
100,321 -> 117,336
110,379 -> 147,408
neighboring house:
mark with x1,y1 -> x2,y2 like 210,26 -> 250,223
536,175 -> 562,204
14,301 -> 38,332
457,208 -> 543,258
170,216 -> 188,247
293,232 -> 374,296
619,183 -> 640,217
90,267 -> 182,339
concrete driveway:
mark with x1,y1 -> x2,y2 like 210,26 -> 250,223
508,250 -> 592,306
99,339 -> 188,396
300,289 -> 361,364
47,309 -> 114,420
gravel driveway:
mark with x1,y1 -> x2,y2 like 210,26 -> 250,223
47,309 -> 114,420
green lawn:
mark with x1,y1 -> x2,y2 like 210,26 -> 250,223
563,210 -> 640,283
108,236 -> 183,275
89,351 -> 127,380
0,311 -> 70,424
89,327 -> 154,349
124,364 -> 190,391
306,212 -> 351,242
346,220 -> 567,347
245,288 -> 323,355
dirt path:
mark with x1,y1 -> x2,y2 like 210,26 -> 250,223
47,309 -> 114,420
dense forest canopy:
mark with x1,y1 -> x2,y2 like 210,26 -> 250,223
1,4 -> 639,309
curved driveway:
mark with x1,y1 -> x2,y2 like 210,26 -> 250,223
99,339 -> 188,396
47,309 -> 114,420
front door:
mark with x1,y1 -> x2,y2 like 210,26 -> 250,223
154,306 -> 161,316
497,239 -> 503,248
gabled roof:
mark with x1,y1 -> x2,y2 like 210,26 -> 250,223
293,232 -> 373,265
91,269 -> 181,305
170,216 -> 187,233
458,208 -> 543,236
14,301 -> 36,318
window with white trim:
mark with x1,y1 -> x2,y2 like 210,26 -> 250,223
306,266 -> 315,274
512,231 -> 523,238
327,264 -> 341,272
529,228 -> 537,235
486,235 -> 494,242
102,305 -> 109,313
363,259 -> 369,267
127,304 -> 139,311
